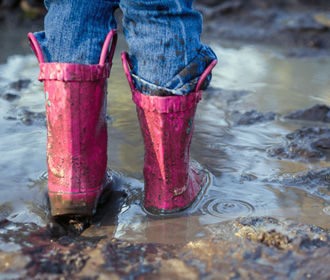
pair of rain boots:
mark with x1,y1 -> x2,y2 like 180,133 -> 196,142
28,31 -> 217,216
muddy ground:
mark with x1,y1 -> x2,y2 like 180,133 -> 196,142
1,216 -> 329,279
0,0 -> 330,279
196,0 -> 330,56
1,73 -> 329,279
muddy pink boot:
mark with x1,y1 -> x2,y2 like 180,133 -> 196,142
28,31 -> 117,216
121,52 -> 217,214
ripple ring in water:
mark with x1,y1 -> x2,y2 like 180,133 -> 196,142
201,198 -> 255,219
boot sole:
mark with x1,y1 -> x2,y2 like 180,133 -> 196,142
49,172 -> 113,217
49,189 -> 102,217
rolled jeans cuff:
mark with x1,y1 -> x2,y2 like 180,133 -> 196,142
131,45 -> 217,96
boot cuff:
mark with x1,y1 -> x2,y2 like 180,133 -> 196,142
38,63 -> 111,82
132,90 -> 202,113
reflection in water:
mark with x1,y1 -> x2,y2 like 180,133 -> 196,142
0,40 -> 329,250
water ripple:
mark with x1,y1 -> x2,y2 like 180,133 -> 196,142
201,198 -> 255,219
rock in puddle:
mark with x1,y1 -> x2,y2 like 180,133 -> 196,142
234,217 -> 329,251
231,110 -> 277,125
270,127 -> 330,160
1,92 -> 21,101
183,217 -> 329,279
268,168 -> 330,198
0,79 -> 31,104
285,104 -> 330,123
4,107 -> 46,126
195,1 -> 330,52
9,79 -> 31,91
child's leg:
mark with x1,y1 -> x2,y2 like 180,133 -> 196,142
120,0 -> 217,96
34,0 -> 119,63
120,0 -> 217,213
28,0 -> 118,216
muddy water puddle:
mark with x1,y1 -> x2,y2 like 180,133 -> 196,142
0,38 -> 329,278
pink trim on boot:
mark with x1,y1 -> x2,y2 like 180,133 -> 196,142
121,52 -> 217,213
28,30 -> 117,216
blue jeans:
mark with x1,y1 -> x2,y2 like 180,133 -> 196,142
34,0 -> 217,96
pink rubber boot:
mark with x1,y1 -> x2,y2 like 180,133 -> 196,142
121,52 -> 217,214
28,30 -> 117,216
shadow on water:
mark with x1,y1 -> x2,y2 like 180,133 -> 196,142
0,36 -> 329,278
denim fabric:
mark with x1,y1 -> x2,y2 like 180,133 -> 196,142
34,0 -> 217,95
35,0 -> 119,65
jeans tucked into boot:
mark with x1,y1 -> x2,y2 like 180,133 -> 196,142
34,0 -> 217,95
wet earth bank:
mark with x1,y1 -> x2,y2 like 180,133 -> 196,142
1,217 -> 329,279
196,0 -> 330,56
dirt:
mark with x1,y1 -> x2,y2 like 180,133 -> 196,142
196,0 -> 330,56
285,104 -> 330,123
4,107 -> 46,125
268,168 -> 330,199
269,105 -> 330,160
2,217 -> 328,279
285,168 -> 330,188
231,110 -> 277,125
270,127 -> 330,160
0,1 -> 330,279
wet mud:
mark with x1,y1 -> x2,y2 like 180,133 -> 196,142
1,52 -> 330,278
1,217 -> 329,279
231,110 -> 277,125
4,107 -> 46,125
196,0 -> 330,56
1,77 -> 46,125
285,104 -> 330,123
268,168 -> 330,199
98,218 -> 330,280
270,127 -> 330,160
1,3 -> 330,279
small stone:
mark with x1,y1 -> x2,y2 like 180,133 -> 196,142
285,104 -> 330,123
2,93 -> 20,101
9,79 -> 31,91
269,127 -> 330,160
231,110 -> 276,125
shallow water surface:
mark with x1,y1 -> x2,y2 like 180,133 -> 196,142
0,39 -> 329,254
